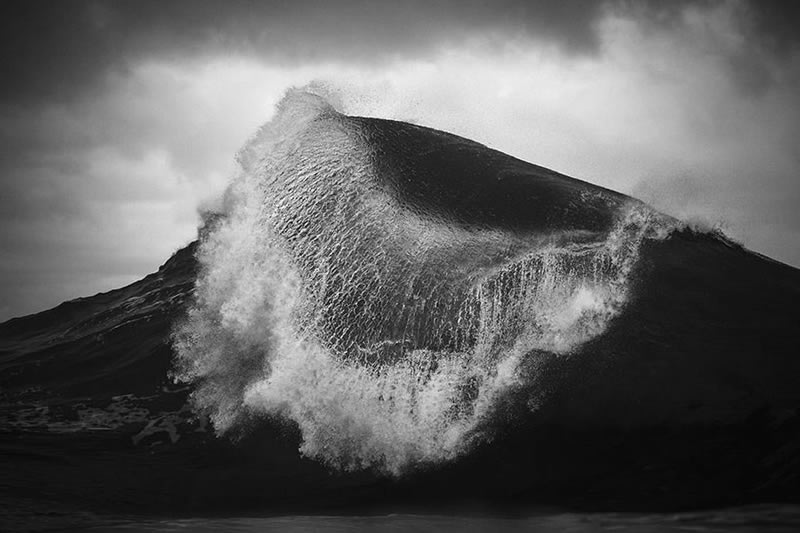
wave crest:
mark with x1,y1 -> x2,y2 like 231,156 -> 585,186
172,90 -> 670,474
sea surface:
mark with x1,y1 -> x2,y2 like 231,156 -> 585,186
73,506 -> 800,532
2,90 -> 799,531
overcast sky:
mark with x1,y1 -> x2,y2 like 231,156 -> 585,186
1,0 -> 799,321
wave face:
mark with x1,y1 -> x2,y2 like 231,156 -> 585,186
4,90 -> 800,523
172,91 -> 671,473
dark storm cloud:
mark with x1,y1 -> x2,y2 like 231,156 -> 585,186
750,0 -> 800,53
4,0 -> 798,105
0,0 -> 609,104
617,0 -> 800,49
616,0 -> 800,96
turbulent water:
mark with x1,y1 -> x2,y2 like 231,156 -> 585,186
2,90 -> 800,530
172,91 -> 671,473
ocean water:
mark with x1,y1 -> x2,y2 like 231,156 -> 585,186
2,90 -> 799,530
86,506 -> 800,533
172,91 -> 668,474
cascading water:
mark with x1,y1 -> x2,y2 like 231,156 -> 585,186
172,90 -> 672,474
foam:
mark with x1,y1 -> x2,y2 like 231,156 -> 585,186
172,89 -> 671,474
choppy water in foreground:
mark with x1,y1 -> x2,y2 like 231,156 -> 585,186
79,506 -> 800,532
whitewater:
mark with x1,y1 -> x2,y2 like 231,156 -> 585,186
171,90 -> 674,474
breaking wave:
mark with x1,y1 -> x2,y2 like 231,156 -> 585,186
172,90 -> 673,474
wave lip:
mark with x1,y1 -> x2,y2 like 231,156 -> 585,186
172,91 -> 672,473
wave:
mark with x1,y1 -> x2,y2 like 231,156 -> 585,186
171,90 -> 675,473
3,89 -> 800,519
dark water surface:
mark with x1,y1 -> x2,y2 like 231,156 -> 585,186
3,93 -> 800,531
81,506 -> 800,533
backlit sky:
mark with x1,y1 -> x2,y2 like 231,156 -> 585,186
1,0 -> 799,321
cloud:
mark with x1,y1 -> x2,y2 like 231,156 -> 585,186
2,0 -> 797,106
0,60 -> 292,319
0,0 -> 799,320
0,0 -> 609,104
